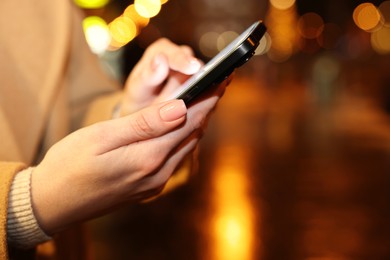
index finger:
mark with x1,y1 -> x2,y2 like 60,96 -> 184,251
144,38 -> 202,75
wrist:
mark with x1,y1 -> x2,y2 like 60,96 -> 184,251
7,168 -> 51,248
30,162 -> 120,234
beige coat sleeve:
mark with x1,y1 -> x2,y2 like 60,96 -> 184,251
0,162 -> 26,260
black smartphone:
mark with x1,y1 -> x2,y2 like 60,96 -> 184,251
171,20 -> 267,104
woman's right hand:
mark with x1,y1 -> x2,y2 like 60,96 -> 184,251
30,49 -> 228,235
31,99 -> 195,235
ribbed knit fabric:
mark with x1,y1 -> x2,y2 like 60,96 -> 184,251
7,168 -> 51,248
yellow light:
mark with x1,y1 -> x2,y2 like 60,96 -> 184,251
124,4 -> 150,33
371,25 -> 390,54
269,0 -> 296,10
73,0 -> 109,9
224,218 -> 241,246
265,2 -> 299,62
209,145 -> 256,260
109,16 -> 137,48
134,0 -> 162,18
215,215 -> 250,255
82,16 -> 110,54
353,3 -> 382,32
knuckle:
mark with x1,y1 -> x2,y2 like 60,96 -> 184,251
180,45 -> 194,55
87,122 -> 108,143
144,156 -> 164,173
130,113 -> 155,139
137,146 -> 167,175
156,37 -> 170,45
151,38 -> 171,50
190,112 -> 207,131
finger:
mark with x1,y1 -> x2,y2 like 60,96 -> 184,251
138,133 -> 201,193
134,53 -> 170,91
91,99 -> 187,154
126,39 -> 203,103
148,39 -> 202,75
130,50 -> 200,92
155,71 -> 192,102
168,52 -> 201,75
179,45 -> 195,56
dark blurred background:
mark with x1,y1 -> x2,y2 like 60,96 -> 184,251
74,0 -> 390,259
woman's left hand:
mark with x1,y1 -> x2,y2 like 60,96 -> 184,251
120,38 -> 202,115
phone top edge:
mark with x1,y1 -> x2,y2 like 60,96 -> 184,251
172,20 -> 267,104
202,20 -> 267,76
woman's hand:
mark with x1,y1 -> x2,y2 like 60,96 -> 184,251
120,38 -> 202,115
31,99 -> 189,234
30,76 -> 228,235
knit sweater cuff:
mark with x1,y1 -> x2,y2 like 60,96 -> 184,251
7,167 -> 51,248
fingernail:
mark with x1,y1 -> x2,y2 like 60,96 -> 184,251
160,100 -> 187,122
187,57 -> 201,72
152,54 -> 164,71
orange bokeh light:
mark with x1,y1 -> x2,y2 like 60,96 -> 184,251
353,3 -> 383,32
298,12 -> 325,39
109,16 -> 137,49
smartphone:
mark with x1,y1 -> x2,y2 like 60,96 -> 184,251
171,20 -> 267,104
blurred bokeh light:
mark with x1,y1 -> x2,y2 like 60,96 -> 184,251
82,16 -> 111,54
76,0 -> 390,59
266,1 -> 299,62
209,145 -> 256,260
269,0 -> 296,10
371,26 -> 390,54
108,16 -> 137,49
298,12 -> 324,39
134,0 -> 162,18
123,4 -> 150,33
76,0 -> 168,51
353,2 -> 383,32
74,0 -> 109,9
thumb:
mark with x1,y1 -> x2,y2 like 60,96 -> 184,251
92,99 -> 187,153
